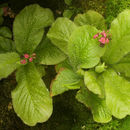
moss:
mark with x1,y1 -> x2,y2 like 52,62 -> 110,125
80,0 -> 106,15
105,0 -> 130,28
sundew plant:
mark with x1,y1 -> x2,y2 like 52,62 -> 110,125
0,4 -> 67,126
48,10 -> 130,123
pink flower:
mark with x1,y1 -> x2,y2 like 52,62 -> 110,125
94,30 -> 110,46
93,34 -> 99,39
29,57 -> 33,62
20,59 -> 27,64
106,38 -> 109,43
99,37 -> 106,44
24,54 -> 29,59
101,31 -> 107,37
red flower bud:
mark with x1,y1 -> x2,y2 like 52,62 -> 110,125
99,37 -> 106,44
20,59 -> 27,64
93,34 -> 99,39
24,54 -> 29,59
29,57 -> 33,62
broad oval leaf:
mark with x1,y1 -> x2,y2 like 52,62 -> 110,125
112,53 -> 130,78
84,70 -> 104,97
55,58 -> 73,73
13,4 -> 54,54
35,37 -> 66,65
0,8 -> 3,16
103,69 -> 130,119
63,9 -> 74,19
50,68 -> 81,97
76,87 -> 112,123
0,52 -> 20,80
64,0 -> 72,5
68,25 -> 106,70
77,68 -> 130,123
0,36 -> 14,53
0,16 -> 3,26
119,116 -> 130,130
74,10 -> 106,30
47,17 -> 77,54
83,68 -> 130,121
0,26 -> 12,38
12,63 -> 52,126
36,64 -> 46,78
102,9 -> 130,64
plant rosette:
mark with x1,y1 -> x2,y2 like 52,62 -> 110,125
0,4 -> 67,126
48,10 -> 130,123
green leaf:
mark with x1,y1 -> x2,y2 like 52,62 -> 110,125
12,63 -> 52,126
112,53 -> 130,78
68,25 -> 106,70
76,87 -> 112,123
13,4 -> 54,54
63,9 -> 74,19
64,0 -> 72,5
74,10 -> 106,30
84,70 -> 104,97
0,8 -> 3,16
0,26 -> 12,38
55,58 -> 73,73
95,62 -> 107,73
50,68 -> 81,96
47,17 -> 77,54
102,69 -> 130,119
0,36 -> 14,53
35,38 -> 66,65
0,16 -> 3,26
77,68 -> 130,122
0,52 -> 20,80
119,116 -> 130,130
103,9 -> 130,64
36,64 -> 46,78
